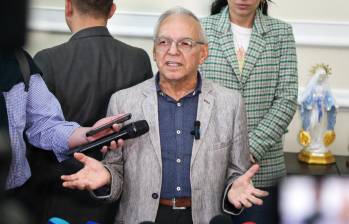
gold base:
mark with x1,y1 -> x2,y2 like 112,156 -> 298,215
298,149 -> 336,165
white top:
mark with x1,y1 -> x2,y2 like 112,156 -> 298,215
231,22 -> 252,74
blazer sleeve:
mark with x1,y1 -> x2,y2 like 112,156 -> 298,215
249,26 -> 298,161
222,93 -> 251,215
92,93 -> 124,202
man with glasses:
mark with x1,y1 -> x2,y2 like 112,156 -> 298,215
60,7 -> 268,224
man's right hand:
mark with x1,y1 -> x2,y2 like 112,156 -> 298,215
61,153 -> 111,191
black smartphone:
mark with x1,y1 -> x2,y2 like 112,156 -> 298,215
85,113 -> 132,137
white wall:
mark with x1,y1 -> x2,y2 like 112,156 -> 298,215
31,0 -> 349,21
27,0 -> 349,155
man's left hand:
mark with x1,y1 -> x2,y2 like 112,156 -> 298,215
227,164 -> 269,209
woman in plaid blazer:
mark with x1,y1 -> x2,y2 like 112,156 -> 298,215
200,0 -> 298,223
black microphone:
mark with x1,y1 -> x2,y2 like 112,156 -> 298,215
209,215 -> 232,224
190,120 -> 200,140
65,120 -> 149,156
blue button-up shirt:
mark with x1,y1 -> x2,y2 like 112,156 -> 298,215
156,73 -> 202,199
2,74 -> 79,189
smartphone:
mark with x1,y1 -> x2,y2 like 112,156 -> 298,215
85,113 -> 132,137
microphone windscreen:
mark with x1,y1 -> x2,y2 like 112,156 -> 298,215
209,214 -> 232,224
122,120 -> 149,138
48,217 -> 70,224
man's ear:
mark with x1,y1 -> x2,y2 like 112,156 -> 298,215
108,3 -> 116,19
65,0 -> 73,18
199,44 -> 208,65
152,47 -> 156,61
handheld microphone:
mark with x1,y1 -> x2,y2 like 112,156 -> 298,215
66,120 -> 149,156
209,214 -> 232,224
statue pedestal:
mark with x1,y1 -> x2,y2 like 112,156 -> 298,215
298,149 -> 336,165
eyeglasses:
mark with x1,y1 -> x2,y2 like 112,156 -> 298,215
154,37 -> 205,53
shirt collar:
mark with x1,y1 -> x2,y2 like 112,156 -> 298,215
70,26 -> 112,41
155,72 -> 202,97
217,6 -> 269,36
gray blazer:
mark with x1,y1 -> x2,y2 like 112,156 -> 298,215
101,77 -> 250,224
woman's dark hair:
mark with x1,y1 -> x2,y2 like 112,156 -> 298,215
210,0 -> 271,16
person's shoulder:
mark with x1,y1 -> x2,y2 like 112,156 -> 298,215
110,38 -> 152,73
200,12 -> 224,32
34,41 -> 71,61
108,78 -> 154,114
111,78 -> 154,98
111,38 -> 149,59
264,15 -> 293,34
201,12 -> 222,25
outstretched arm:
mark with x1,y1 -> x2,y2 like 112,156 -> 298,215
67,115 -> 124,150
25,75 -> 123,160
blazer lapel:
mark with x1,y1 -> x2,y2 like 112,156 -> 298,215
217,7 -> 241,81
141,82 -> 162,166
191,80 -> 214,167
240,10 -> 268,85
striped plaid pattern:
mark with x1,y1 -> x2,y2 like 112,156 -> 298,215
200,7 -> 298,187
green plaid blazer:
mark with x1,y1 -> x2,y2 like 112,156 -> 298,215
200,7 -> 298,187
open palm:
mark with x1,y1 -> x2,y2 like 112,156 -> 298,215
227,164 -> 269,209
61,153 -> 111,191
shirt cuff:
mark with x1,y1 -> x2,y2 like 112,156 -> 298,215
90,165 -> 113,199
222,179 -> 244,215
53,122 -> 80,161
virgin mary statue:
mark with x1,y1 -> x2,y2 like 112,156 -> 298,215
298,64 -> 337,164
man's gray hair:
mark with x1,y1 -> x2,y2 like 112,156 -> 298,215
153,6 -> 208,43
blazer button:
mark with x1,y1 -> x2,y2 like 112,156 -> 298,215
152,193 -> 158,199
